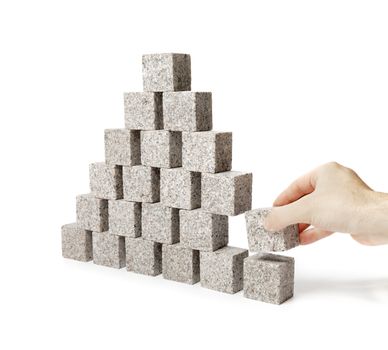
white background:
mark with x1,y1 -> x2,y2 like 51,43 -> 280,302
1,0 -> 388,349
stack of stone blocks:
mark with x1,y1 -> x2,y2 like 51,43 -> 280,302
61,53 -> 299,305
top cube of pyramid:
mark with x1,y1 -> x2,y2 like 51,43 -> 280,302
142,53 -> 191,92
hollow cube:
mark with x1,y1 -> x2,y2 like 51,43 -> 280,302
126,238 -> 162,276
89,162 -> 123,200
108,200 -> 141,237
243,253 -> 295,305
142,53 -> 191,92
76,194 -> 108,232
61,223 -> 92,262
92,231 -> 125,269
201,171 -> 252,216
104,129 -> 140,166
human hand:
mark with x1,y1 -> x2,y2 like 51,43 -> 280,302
264,162 -> 388,245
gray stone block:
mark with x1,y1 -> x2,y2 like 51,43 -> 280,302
162,243 -> 200,284
124,92 -> 163,130
142,202 -> 179,244
141,130 -> 182,168
200,246 -> 248,294
61,223 -> 93,262
163,92 -> 212,131
76,194 -> 109,232
89,162 -> 123,200
108,200 -> 141,237
92,231 -> 125,268
126,238 -> 162,276
123,165 -> 160,203
243,253 -> 294,305
201,171 -> 252,216
104,128 -> 141,166
160,168 -> 201,209
182,131 -> 232,173
245,208 -> 299,252
142,53 -> 191,92
180,209 -> 228,251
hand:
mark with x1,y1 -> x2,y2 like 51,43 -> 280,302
264,162 -> 388,245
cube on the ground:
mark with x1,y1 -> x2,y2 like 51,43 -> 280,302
76,194 -> 109,232
182,131 -> 232,173
162,243 -> 200,284
163,92 -> 212,131
201,171 -> 252,216
160,168 -> 201,209
123,165 -> 160,203
61,223 -> 93,262
92,231 -> 125,268
109,200 -> 141,237
142,203 -> 179,244
141,130 -> 182,168
124,92 -> 163,130
200,246 -> 248,294
89,162 -> 123,200
142,53 -> 191,92
104,129 -> 140,166
180,209 -> 228,251
245,208 -> 299,252
126,238 -> 162,276
243,253 -> 294,305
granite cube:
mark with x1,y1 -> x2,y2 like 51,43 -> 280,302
61,223 -> 92,262
162,243 -> 200,284
243,253 -> 295,304
123,165 -> 160,203
142,202 -> 179,244
104,129 -> 140,166
160,168 -> 201,209
180,209 -> 228,251
76,194 -> 108,232
142,53 -> 191,92
245,208 -> 299,252
202,171 -> 252,216
200,246 -> 248,294
126,238 -> 162,276
92,231 -> 125,268
182,131 -> 232,173
89,162 -> 123,200
163,92 -> 212,131
141,130 -> 182,168
108,200 -> 141,237
124,92 -> 163,130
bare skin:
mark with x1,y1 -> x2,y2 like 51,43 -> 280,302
264,162 -> 388,246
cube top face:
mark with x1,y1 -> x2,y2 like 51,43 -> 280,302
182,131 -> 232,173
92,231 -> 125,269
163,92 -> 212,132
89,162 -> 123,200
142,53 -> 191,92
108,200 -> 141,237
124,92 -> 163,130
76,194 -> 109,232
104,129 -> 141,166
61,223 -> 93,262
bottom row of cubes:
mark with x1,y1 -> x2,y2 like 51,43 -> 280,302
62,223 -> 294,304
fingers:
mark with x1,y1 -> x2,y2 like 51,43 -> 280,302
299,223 -> 310,233
299,228 -> 333,245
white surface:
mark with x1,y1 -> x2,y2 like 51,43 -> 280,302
1,1 -> 388,349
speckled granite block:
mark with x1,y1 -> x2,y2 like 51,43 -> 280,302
163,92 -> 212,131
142,202 -> 179,244
123,165 -> 160,203
180,209 -> 228,251
89,162 -> 123,200
92,231 -> 125,268
162,243 -> 199,284
201,171 -> 252,216
126,238 -> 162,276
61,223 -> 92,262
245,208 -> 299,252
104,129 -> 140,166
76,194 -> 108,232
124,92 -> 163,130
109,200 -> 141,237
200,246 -> 248,294
243,253 -> 294,304
142,53 -> 191,92
141,130 -> 182,168
160,168 -> 201,209
182,131 -> 232,173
